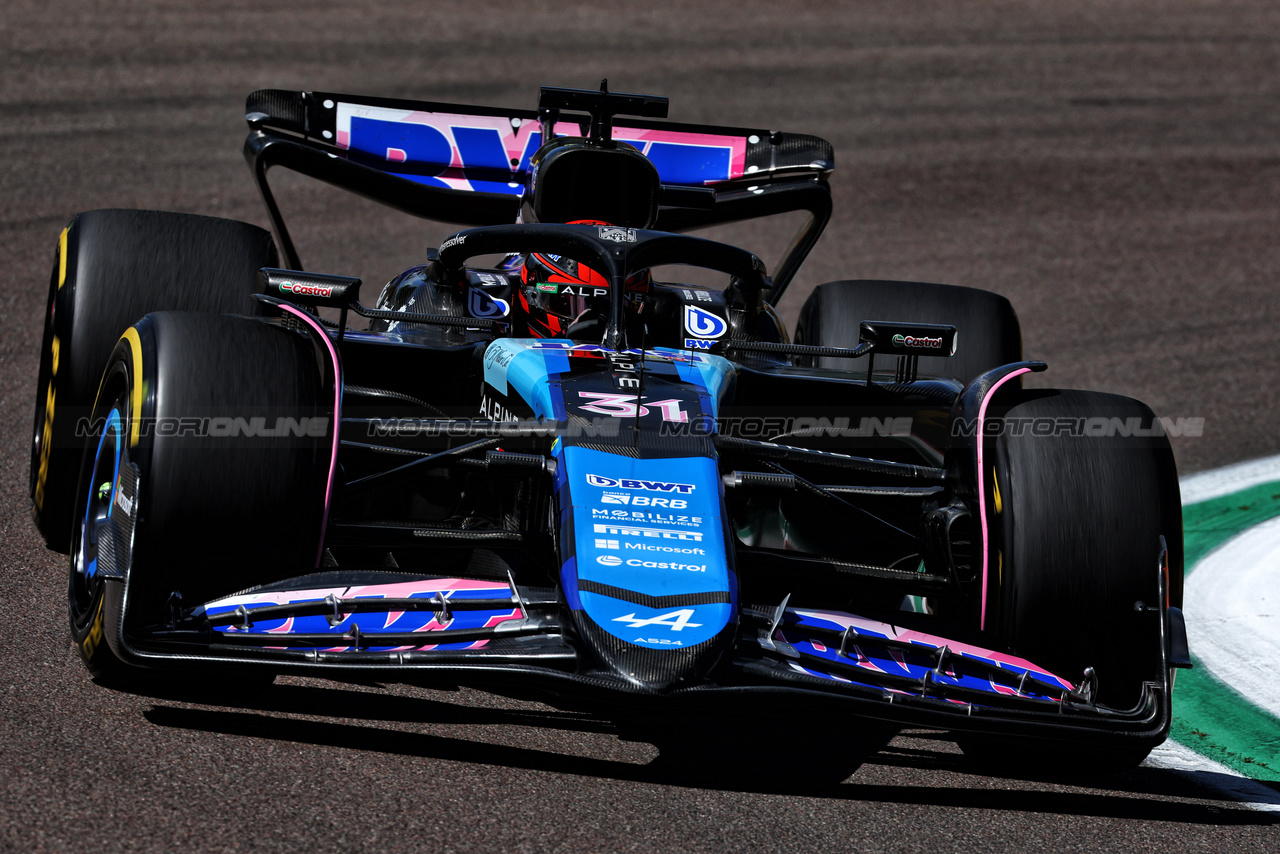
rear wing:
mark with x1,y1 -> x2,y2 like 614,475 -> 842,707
244,89 -> 834,303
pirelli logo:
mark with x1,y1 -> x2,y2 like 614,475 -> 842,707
592,523 -> 704,543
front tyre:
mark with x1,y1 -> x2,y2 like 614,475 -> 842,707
68,312 -> 332,682
958,388 -> 1183,774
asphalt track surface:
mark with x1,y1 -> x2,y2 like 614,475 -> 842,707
3,1 -> 1279,851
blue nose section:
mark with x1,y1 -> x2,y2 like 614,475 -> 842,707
557,446 -> 737,688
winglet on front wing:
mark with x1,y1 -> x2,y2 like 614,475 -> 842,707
103,572 -> 576,672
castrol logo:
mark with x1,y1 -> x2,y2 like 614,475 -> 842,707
892,333 -> 943,349
279,281 -> 335,298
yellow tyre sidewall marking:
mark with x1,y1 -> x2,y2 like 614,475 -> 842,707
57,227 -> 68,289
81,594 -> 105,660
34,333 -> 60,510
35,229 -> 69,509
122,327 -> 144,448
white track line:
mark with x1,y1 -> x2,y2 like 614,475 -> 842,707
1140,457 -> 1280,809
1146,742 -> 1280,812
1182,515 -> 1280,723
1179,454 -> 1280,505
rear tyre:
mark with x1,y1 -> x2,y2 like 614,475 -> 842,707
795,280 -> 1022,383
32,210 -> 278,552
958,388 -> 1182,774
68,312 -> 331,683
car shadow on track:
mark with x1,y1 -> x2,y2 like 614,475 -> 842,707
132,681 -> 1279,822
863,730 -> 1280,821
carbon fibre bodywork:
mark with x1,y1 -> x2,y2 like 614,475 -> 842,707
54,85 -> 1188,757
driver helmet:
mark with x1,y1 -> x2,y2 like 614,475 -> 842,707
517,220 -> 652,338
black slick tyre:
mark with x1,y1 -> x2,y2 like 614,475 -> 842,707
68,312 -> 332,683
958,388 -> 1183,774
32,210 -> 278,553
794,280 -> 1022,383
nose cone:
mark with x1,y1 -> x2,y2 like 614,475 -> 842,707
570,582 -> 735,690
557,445 -> 737,691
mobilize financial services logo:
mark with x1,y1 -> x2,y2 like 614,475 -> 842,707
585,474 -> 695,494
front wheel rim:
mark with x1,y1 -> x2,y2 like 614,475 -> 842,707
69,403 -> 124,629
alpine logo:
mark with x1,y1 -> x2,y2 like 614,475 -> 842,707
469,288 -> 511,318
585,474 -> 696,493
560,285 -> 608,298
683,305 -> 727,339
612,609 -> 703,631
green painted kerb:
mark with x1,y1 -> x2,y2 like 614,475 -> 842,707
1172,480 -> 1280,782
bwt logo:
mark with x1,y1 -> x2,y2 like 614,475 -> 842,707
345,113 -> 739,191
586,474 -> 696,493
468,288 -> 510,318
683,305 -> 727,339
892,333 -> 943,349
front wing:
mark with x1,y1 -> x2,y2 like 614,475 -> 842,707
99,565 -> 1176,750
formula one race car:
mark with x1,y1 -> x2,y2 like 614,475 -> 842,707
31,82 -> 1191,772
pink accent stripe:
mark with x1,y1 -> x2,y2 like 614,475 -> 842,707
977,368 -> 1032,630
279,304 -> 343,568
792,607 -> 1069,686
205,577 -> 512,611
